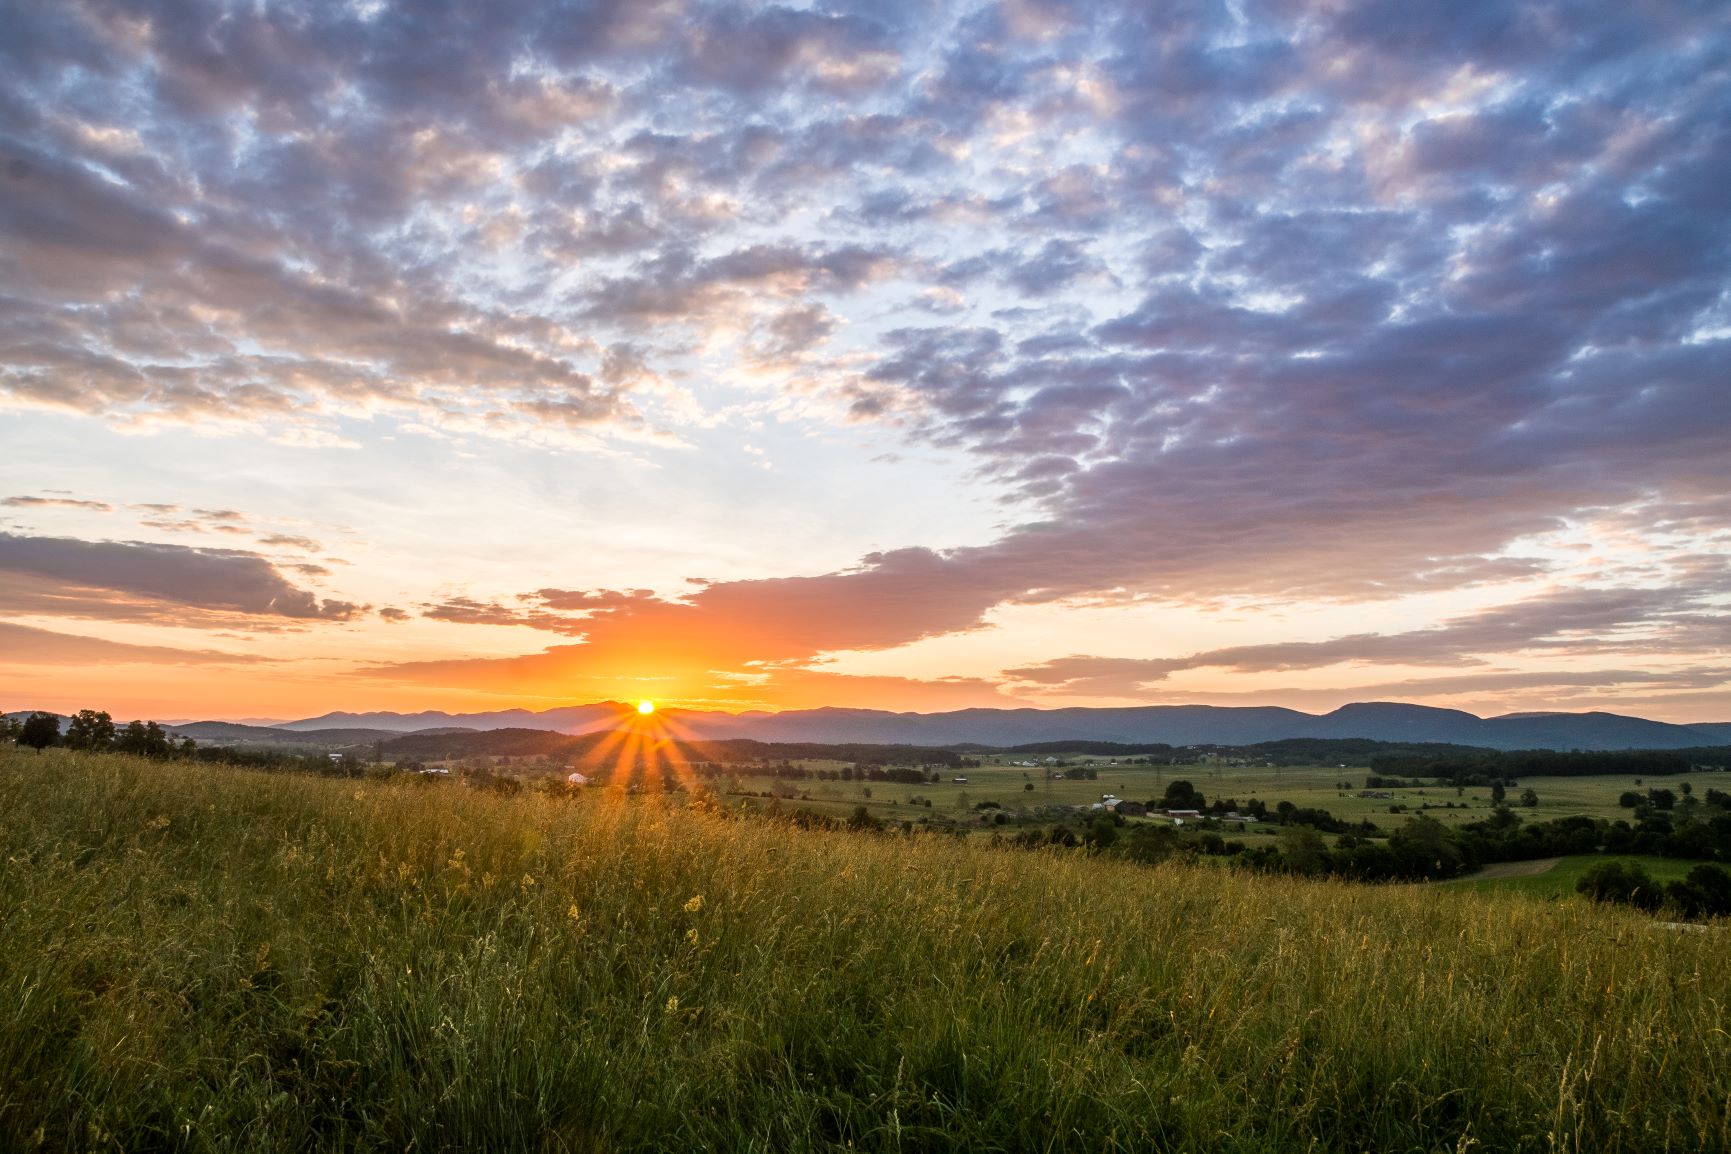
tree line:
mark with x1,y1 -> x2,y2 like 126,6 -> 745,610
1368,746 -> 1730,782
4,710 -> 193,759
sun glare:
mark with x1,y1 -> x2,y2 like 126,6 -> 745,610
637,699 -> 655,715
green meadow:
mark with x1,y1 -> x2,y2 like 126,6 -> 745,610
1449,854 -> 1700,899
3,748 -> 1727,1152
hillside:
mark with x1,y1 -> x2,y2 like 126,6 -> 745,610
3,747 -> 1726,1151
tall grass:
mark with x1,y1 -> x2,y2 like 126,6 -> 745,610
2,748 -> 1726,1152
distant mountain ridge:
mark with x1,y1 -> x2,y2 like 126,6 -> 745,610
13,702 -> 1728,752
258,701 -> 1731,752
277,703 -> 632,734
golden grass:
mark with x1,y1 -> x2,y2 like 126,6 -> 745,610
1,748 -> 1726,1151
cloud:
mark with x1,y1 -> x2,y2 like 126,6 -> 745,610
374,548 -> 1026,699
0,532 -> 359,621
2,0 -> 1728,714
0,621 -> 267,666
673,6 -> 901,97
256,534 -> 322,552
2,495 -> 113,512
1006,585 -> 1731,696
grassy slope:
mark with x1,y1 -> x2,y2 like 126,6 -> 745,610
1,749 -> 1726,1153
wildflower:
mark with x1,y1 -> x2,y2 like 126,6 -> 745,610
683,895 -> 704,913
686,928 -> 699,946
665,995 -> 680,1013
567,904 -> 582,923
520,873 -> 536,889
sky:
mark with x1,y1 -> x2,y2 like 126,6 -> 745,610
1,0 -> 1728,725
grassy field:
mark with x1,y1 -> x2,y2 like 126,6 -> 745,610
3,748 -> 1728,1152
1451,854 -> 1701,899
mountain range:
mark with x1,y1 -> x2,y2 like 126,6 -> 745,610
13,700 -> 1729,752
266,701 -> 1731,752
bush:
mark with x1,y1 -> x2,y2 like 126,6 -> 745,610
1576,861 -> 1662,911
1664,864 -> 1731,920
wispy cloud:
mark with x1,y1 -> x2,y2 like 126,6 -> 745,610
2,496 -> 113,512
0,621 -> 268,667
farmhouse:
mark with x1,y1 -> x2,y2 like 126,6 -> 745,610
1115,800 -> 1148,817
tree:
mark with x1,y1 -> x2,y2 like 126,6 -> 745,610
114,720 -> 172,758
1576,861 -> 1661,910
1083,814 -> 1118,850
1278,825 -> 1328,874
1389,814 -> 1464,878
64,709 -> 115,752
1490,782 -> 1506,804
1162,779 -> 1204,809
1665,864 -> 1731,920
19,712 -> 59,752
1520,787 -> 1539,808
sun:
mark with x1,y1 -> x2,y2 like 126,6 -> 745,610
637,699 -> 656,715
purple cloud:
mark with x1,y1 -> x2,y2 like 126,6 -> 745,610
0,533 -> 359,621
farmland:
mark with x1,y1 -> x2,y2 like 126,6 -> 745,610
658,753 -> 1703,836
